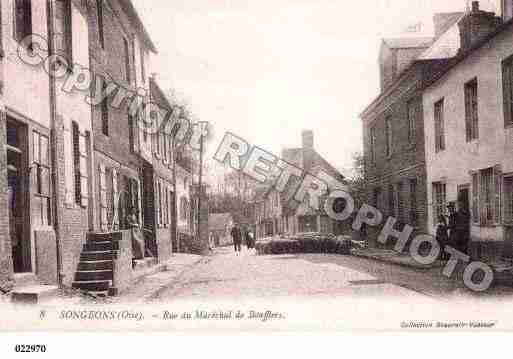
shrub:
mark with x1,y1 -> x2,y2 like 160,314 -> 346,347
255,233 -> 352,256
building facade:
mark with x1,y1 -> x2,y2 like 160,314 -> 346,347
0,0 -> 96,290
0,0 -> 190,296
255,130 -> 348,238
423,1 -> 513,262
360,11 -> 468,249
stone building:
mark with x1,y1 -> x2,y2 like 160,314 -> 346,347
423,1 -> 513,263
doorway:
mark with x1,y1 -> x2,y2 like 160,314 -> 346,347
6,118 -> 31,273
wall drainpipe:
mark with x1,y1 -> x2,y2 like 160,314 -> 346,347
46,0 -> 63,287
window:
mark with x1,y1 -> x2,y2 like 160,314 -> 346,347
165,188 -> 169,226
481,168 -> 494,224
397,182 -> 404,222
504,176 -> 513,224
472,172 -> 479,223
128,112 -> 135,152
140,46 -> 146,83
33,131 -> 51,226
123,37 -> 131,84
473,167 -> 502,226
158,181 -> 163,226
434,99 -> 445,153
407,100 -> 416,143
14,0 -> 32,44
433,182 -> 447,225
373,187 -> 381,209
180,197 -> 187,221
370,127 -> 376,164
385,118 -> 392,157
96,0 -> 104,48
101,84 -> 109,136
388,184 -> 395,217
464,78 -> 479,141
54,0 -> 72,62
72,123 -> 89,207
409,179 -> 418,226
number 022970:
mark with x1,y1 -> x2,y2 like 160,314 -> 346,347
14,345 -> 47,353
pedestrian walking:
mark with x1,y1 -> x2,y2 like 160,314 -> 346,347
435,214 -> 449,260
245,228 -> 255,253
208,231 -> 215,253
231,225 -> 242,255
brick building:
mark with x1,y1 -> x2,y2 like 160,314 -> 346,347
360,13 -> 465,248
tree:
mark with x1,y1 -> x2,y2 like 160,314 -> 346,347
348,152 -> 366,207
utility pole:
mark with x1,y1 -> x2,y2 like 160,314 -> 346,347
196,123 -> 204,242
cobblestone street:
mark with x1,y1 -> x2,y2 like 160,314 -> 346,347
150,247 -> 490,302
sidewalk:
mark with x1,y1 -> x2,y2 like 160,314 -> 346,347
115,253 -> 206,303
41,253 -> 205,306
351,248 -> 444,269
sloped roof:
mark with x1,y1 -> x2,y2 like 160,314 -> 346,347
209,213 -> 233,231
282,148 -> 345,182
383,37 -> 434,49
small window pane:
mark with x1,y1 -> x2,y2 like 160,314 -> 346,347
40,135 -> 49,165
33,131 -> 40,163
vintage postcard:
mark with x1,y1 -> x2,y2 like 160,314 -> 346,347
1,0 -> 513,337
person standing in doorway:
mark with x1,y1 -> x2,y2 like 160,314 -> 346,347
447,202 -> 459,251
231,225 -> 242,255
435,214 -> 449,260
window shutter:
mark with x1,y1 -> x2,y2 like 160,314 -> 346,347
112,169 -> 119,229
99,164 -> 108,231
155,179 -> 161,228
494,165 -> 502,224
137,179 -> 143,226
471,171 -> 479,223
503,59 -> 512,127
78,132 -> 89,207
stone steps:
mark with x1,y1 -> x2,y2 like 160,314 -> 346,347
72,280 -> 111,292
73,233 -> 118,295
77,260 -> 113,271
83,241 -> 116,252
80,250 -> 113,262
74,270 -> 113,282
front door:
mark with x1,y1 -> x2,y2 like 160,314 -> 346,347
6,118 -> 31,273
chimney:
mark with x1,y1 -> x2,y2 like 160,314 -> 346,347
458,1 -> 501,52
301,130 -> 314,150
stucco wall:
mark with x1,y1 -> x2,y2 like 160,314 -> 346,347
423,25 -> 513,242
1,0 -> 51,127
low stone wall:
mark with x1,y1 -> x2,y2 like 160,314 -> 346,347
468,240 -> 504,263
110,230 -> 133,296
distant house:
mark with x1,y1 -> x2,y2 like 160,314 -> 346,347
254,185 -> 282,239
209,213 -> 234,246
252,130 -> 348,238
